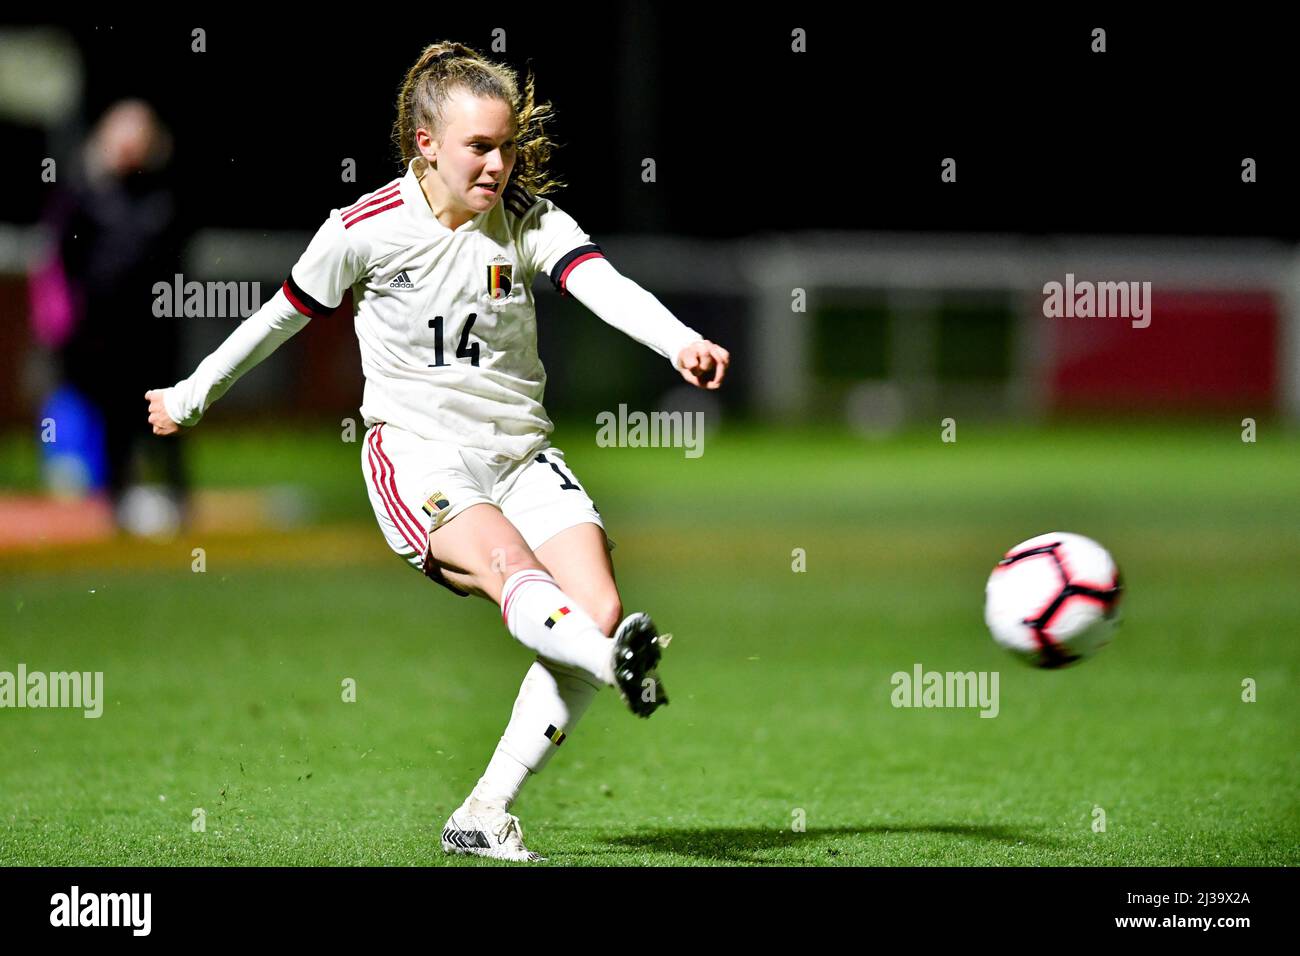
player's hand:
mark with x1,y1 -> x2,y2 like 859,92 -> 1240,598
144,389 -> 180,436
676,340 -> 730,390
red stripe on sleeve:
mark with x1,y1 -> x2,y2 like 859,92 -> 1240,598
341,183 -> 402,220
558,251 -> 606,292
281,280 -> 329,319
343,199 -> 404,229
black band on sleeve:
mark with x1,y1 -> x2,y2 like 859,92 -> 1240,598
548,243 -> 606,295
281,275 -> 335,319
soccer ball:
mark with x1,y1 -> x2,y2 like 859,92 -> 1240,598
984,532 -> 1123,668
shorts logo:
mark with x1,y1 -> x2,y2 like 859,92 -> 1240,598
421,490 -> 451,525
544,724 -> 566,746
486,255 -> 513,300
544,606 -> 571,629
390,270 -> 415,289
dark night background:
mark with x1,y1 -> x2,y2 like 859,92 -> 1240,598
1,10 -> 1291,241
0,12 -> 1297,883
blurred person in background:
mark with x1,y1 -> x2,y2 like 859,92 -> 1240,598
32,97 -> 189,535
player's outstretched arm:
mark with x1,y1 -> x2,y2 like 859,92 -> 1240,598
562,256 -> 730,389
144,287 -> 314,435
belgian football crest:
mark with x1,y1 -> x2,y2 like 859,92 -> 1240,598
422,490 -> 451,527
485,255 -> 514,303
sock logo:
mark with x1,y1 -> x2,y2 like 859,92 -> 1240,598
544,724 -> 567,746
543,607 -> 571,629
390,270 -> 414,289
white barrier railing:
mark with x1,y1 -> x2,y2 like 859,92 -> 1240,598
3,225 -> 1296,420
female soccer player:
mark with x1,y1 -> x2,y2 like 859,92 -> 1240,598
144,41 -> 730,862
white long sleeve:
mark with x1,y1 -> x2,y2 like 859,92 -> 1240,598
562,257 -> 703,365
161,288 -> 312,426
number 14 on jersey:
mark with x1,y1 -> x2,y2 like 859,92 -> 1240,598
428,314 -> 480,368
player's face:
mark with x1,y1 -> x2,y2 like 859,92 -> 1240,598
432,92 -> 518,215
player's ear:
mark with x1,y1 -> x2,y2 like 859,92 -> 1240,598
416,127 -> 438,168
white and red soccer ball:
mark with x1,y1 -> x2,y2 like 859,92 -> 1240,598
984,532 -> 1123,668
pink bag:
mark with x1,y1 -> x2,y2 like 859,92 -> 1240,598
28,248 -> 81,349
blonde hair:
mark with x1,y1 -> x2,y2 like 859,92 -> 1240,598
393,41 -> 564,196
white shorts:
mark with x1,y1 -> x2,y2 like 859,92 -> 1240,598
361,422 -> 608,596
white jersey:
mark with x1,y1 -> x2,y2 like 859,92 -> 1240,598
287,160 -> 611,462
161,160 -> 703,456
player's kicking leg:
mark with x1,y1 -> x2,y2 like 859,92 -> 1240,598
431,505 -> 667,714
429,507 -> 667,861
537,521 -> 669,717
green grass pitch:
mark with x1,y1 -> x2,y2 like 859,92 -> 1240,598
1,421 -> 1297,865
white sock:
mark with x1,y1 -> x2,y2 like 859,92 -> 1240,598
499,570 -> 615,686
469,750 -> 529,813
470,659 -> 601,810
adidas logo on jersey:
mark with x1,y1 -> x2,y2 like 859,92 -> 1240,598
389,270 -> 414,289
